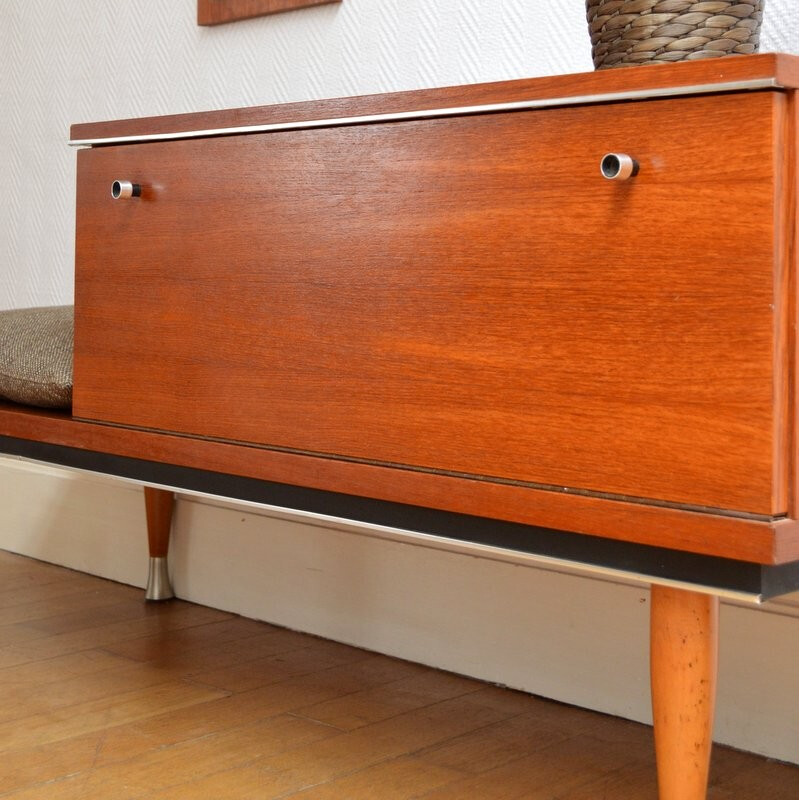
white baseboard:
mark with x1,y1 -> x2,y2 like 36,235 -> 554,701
0,455 -> 796,763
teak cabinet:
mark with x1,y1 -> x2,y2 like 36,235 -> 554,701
74,90 -> 786,515
0,54 -> 796,799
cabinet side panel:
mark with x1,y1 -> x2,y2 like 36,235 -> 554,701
781,89 -> 798,521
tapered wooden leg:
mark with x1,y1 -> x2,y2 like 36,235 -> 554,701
144,487 -> 175,601
650,585 -> 719,800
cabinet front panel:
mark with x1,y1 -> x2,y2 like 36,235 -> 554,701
74,91 -> 785,514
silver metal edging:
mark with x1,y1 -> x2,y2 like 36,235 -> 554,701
19,457 -> 765,604
68,77 -> 779,147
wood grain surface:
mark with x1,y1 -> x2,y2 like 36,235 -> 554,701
68,53 -> 797,143
74,90 -> 788,516
144,487 -> 174,559
650,586 -> 719,800
1,552 -> 796,799
781,88 -> 798,521
0,402 -> 795,565
197,0 -> 340,26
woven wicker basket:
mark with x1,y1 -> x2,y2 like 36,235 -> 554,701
586,1 -> 764,70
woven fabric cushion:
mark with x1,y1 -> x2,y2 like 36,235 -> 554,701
0,305 -> 73,409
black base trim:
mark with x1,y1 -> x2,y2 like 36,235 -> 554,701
1,435 -> 796,599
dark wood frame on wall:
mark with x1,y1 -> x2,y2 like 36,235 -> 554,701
198,0 -> 340,26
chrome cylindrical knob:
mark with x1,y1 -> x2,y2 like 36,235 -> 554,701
600,153 -> 638,181
111,180 -> 141,199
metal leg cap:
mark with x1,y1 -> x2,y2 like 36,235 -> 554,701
145,556 -> 175,601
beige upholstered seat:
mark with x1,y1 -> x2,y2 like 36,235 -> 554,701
0,305 -> 73,409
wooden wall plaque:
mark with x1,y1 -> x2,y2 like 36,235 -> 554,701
198,0 -> 340,26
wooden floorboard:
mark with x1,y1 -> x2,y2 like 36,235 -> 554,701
0,551 -> 795,799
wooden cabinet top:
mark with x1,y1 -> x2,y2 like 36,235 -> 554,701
70,52 -> 798,145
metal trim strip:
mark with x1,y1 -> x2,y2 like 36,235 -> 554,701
11,454 -> 769,604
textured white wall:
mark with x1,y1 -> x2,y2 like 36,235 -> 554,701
0,0 -> 797,308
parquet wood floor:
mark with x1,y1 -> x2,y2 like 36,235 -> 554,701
0,550 -> 796,799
